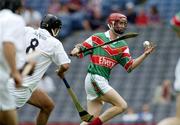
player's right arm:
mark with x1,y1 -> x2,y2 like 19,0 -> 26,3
3,42 -> 22,87
70,36 -> 94,58
2,17 -> 24,87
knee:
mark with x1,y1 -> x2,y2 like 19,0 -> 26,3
116,101 -> 128,113
42,100 -> 55,113
47,101 -> 55,112
121,101 -> 128,112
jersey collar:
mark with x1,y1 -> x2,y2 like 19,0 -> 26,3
105,30 -> 111,40
38,28 -> 51,37
105,30 -> 120,44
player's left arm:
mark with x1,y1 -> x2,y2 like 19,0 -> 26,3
131,42 -> 155,70
53,41 -> 71,78
56,63 -> 69,78
118,42 -> 155,72
118,46 -> 134,73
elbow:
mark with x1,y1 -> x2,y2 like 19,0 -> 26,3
128,66 -> 134,73
126,64 -> 135,73
126,60 -> 134,73
127,68 -> 133,73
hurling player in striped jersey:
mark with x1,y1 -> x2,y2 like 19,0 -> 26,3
71,13 -> 155,125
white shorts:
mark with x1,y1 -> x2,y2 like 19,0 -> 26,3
8,79 -> 32,108
174,59 -> 180,92
174,79 -> 180,92
0,78 -> 16,111
85,73 -> 112,101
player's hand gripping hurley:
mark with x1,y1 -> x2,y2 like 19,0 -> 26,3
61,77 -> 94,122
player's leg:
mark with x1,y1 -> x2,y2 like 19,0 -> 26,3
87,89 -> 127,125
158,117 -> 180,125
27,88 -> 55,125
80,98 -> 104,125
98,88 -> 127,123
0,110 -> 18,125
1,79 -> 18,125
87,98 -> 104,117
84,73 -> 127,124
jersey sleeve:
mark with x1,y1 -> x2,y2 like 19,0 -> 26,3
78,36 -> 94,58
118,46 -> 134,73
2,18 -> 24,45
2,16 -> 26,69
52,41 -> 71,66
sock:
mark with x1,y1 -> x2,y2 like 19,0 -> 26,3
88,117 -> 103,125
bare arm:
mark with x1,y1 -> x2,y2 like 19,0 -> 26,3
3,42 -> 22,87
56,63 -> 70,78
3,42 -> 16,73
131,53 -> 147,70
131,42 -> 155,70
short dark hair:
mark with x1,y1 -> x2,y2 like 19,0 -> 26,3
0,0 -> 22,12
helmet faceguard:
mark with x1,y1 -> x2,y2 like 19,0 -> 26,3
107,13 -> 127,35
40,14 -> 62,37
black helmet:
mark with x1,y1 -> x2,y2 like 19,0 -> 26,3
0,0 -> 22,13
40,14 -> 62,36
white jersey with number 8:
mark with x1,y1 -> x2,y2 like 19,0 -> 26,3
8,27 -> 71,107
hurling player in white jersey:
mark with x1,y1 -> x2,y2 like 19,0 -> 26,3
0,0 -> 27,125
158,12 -> 180,125
8,14 -> 71,125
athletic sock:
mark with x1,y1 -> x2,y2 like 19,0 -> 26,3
88,117 -> 103,125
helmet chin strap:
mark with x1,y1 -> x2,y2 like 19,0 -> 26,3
108,22 -> 122,36
111,28 -> 121,36
51,29 -> 60,37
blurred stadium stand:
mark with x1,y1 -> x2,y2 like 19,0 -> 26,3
18,0 -> 180,125
23,0 -> 180,23
145,0 -> 180,23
